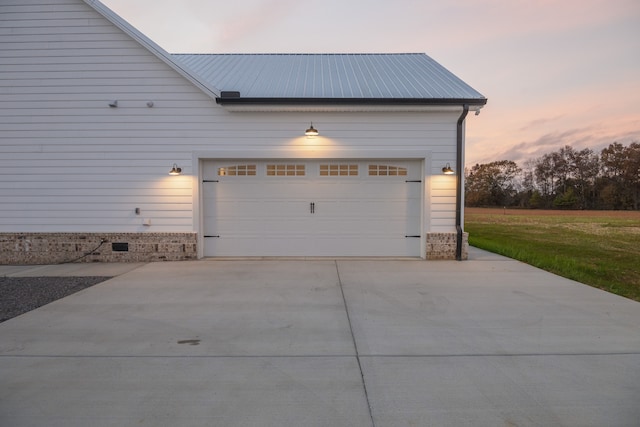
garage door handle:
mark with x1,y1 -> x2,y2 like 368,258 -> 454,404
310,202 -> 315,214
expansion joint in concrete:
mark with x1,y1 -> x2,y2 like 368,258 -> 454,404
334,260 -> 376,427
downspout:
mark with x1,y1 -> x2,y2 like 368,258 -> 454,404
455,104 -> 469,261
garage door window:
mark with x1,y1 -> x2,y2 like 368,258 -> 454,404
218,165 -> 256,176
266,164 -> 306,176
320,163 -> 358,177
368,164 -> 407,176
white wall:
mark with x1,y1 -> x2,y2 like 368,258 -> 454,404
0,0 -> 460,235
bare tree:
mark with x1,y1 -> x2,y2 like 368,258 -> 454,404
466,142 -> 639,210
600,142 -> 640,209
465,160 -> 522,207
569,147 -> 599,209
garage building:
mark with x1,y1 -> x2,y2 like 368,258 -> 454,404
0,0 -> 487,263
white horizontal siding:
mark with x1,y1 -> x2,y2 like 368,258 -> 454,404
1,203 -> 191,212
0,0 -> 206,233
0,0 -> 461,235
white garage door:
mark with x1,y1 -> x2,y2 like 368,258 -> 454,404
202,160 -> 422,257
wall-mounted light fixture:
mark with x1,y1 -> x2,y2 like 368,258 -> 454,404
304,122 -> 319,137
108,100 -> 118,108
442,163 -> 455,175
169,164 -> 182,175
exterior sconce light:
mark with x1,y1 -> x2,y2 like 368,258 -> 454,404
305,122 -> 319,137
442,163 -> 455,175
169,164 -> 182,176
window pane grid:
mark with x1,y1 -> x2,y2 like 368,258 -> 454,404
320,163 -> 358,176
368,164 -> 407,176
267,164 -> 306,176
218,165 -> 256,176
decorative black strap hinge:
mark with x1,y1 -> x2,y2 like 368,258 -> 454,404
405,235 -> 421,238
204,235 -> 220,238
202,180 -> 219,183
405,180 -> 422,183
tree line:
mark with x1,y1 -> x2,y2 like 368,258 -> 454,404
465,142 -> 640,210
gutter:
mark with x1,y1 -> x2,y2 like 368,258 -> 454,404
216,96 -> 487,107
455,104 -> 469,261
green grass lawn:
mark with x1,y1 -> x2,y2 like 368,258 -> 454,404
465,208 -> 640,301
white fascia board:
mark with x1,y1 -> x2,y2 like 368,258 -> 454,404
83,0 -> 221,99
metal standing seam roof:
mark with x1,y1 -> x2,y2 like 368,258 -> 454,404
172,53 -> 486,105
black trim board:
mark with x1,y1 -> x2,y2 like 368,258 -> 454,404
216,97 -> 487,106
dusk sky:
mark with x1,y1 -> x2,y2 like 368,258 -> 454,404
101,0 -> 640,167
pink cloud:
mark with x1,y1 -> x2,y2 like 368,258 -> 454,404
217,0 -> 301,48
425,0 -> 640,51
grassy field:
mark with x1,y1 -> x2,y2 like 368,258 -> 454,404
465,208 -> 640,301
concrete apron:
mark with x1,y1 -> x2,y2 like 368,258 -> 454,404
1,251 -> 639,427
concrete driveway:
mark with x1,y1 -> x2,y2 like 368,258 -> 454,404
1,248 -> 639,426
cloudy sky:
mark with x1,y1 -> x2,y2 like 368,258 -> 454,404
101,0 -> 640,166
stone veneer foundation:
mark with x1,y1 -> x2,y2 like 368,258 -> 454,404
1,232 -> 466,263
0,233 -> 197,264
426,232 -> 469,260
